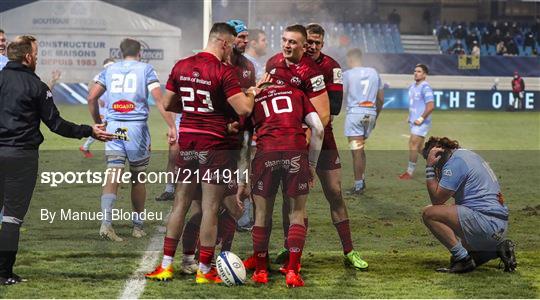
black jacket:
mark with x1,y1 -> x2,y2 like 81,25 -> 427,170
0,61 -> 92,149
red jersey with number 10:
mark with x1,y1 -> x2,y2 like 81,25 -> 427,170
166,52 -> 242,138
249,85 -> 316,151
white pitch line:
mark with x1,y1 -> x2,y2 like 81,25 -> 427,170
401,134 -> 410,138
118,226 -> 164,299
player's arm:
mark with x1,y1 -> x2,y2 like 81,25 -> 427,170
309,92 -> 330,127
305,111 -> 324,167
375,89 -> 384,117
426,178 -> 454,205
162,90 -> 182,113
39,82 -> 112,141
87,82 -> 106,124
150,84 -> 177,144
228,91 -> 255,116
425,147 -> 456,205
420,102 -> 435,121
415,86 -> 435,125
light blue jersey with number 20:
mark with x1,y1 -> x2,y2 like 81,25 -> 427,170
96,60 -> 159,121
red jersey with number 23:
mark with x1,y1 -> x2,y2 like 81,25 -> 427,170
249,84 -> 316,151
166,52 -> 242,138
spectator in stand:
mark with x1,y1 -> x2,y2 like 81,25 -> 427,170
506,39 -> 519,56
388,9 -> 401,29
471,41 -> 480,56
437,25 -> 452,52
493,29 -> 503,45
482,30 -> 495,54
453,24 -> 467,41
533,17 -> 540,40
466,31 -> 479,51
510,22 -> 521,36
496,40 -> 507,56
450,40 -> 465,55
438,25 -> 451,40
523,32 -> 535,56
511,71 -> 525,110
500,21 -> 509,36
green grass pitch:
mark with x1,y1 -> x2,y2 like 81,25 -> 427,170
1,106 -> 539,298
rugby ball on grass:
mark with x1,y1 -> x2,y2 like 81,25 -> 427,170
216,251 -> 246,286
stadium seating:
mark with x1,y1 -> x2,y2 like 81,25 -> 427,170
255,21 -> 404,55
435,21 -> 540,57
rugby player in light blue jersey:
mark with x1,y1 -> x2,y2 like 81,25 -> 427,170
87,38 -> 176,241
422,136 -> 516,273
399,64 -> 435,180
80,58 -> 116,158
343,48 -> 384,194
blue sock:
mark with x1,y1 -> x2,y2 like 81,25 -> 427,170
355,180 -> 364,190
101,193 -> 116,225
450,241 -> 468,260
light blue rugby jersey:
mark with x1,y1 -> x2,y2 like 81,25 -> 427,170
96,60 -> 159,121
343,67 -> 383,115
408,81 -> 434,123
439,149 -> 508,219
0,55 -> 8,70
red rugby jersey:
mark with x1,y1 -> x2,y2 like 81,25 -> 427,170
248,84 -> 316,151
265,53 -> 326,99
166,52 -> 242,138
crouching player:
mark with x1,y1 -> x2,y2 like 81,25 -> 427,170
247,82 -> 324,287
421,136 -> 517,273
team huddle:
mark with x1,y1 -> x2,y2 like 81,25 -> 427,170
81,20 -> 516,288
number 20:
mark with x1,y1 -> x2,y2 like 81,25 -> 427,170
261,96 -> 292,117
111,73 -> 137,93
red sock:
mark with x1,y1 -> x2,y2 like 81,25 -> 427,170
182,217 -> 200,255
287,224 -> 306,272
265,218 -> 272,246
282,217 -> 290,249
334,219 -> 354,254
218,212 -> 236,252
199,245 -> 215,265
163,237 -> 179,257
252,226 -> 269,271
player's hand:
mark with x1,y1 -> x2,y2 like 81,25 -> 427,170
414,117 -> 424,125
427,146 -> 444,166
167,126 -> 177,145
227,121 -> 240,135
308,166 -> 316,188
236,184 -> 250,211
256,73 -> 272,88
51,69 -> 62,82
91,124 -> 114,141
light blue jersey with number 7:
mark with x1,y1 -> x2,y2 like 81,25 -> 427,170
96,60 -> 159,121
343,66 -> 383,116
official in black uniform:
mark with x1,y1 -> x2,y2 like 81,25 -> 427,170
0,35 -> 113,285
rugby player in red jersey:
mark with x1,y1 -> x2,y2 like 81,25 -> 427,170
177,20 -> 257,274
242,24 -> 331,271
247,82 -> 324,287
145,22 -> 256,283
302,23 -> 368,270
